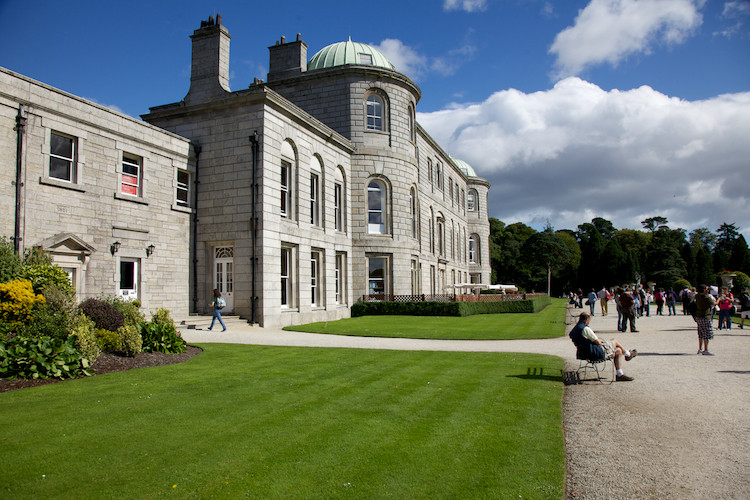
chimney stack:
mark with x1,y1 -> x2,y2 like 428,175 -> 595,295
185,14 -> 231,105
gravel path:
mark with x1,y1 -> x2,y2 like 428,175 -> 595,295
182,306 -> 750,499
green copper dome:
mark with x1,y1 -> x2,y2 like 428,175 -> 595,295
451,157 -> 477,178
308,38 -> 395,71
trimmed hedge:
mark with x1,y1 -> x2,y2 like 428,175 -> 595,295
351,296 -> 551,317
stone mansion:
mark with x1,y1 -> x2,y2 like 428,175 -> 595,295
1,15 -> 490,328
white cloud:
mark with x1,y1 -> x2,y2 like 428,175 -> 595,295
373,37 -> 476,80
373,39 -> 429,79
550,0 -> 705,79
443,0 -> 488,13
715,1 -> 750,38
417,78 -> 750,237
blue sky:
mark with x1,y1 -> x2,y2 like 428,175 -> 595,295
2,0 -> 749,238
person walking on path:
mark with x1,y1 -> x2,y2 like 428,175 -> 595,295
587,289 -> 597,315
208,288 -> 227,332
666,288 -> 677,316
694,284 -> 716,355
598,287 -> 609,316
569,311 -> 638,381
739,289 -> 750,329
654,288 -> 665,315
619,287 -> 638,332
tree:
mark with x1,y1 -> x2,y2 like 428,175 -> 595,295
689,227 -> 716,252
645,227 -> 687,288
555,231 -> 581,293
729,235 -> 750,275
641,216 -> 669,233
591,217 -> 616,240
577,222 -> 608,290
521,230 -> 570,296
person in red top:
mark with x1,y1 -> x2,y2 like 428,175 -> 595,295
717,288 -> 734,330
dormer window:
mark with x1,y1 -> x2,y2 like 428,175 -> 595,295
359,53 -> 373,65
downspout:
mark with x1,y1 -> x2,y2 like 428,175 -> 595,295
14,105 -> 26,255
191,142 -> 202,314
249,131 -> 259,325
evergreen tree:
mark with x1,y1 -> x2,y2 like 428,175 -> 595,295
729,234 -> 750,274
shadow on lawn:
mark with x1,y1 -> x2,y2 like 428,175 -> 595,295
507,367 -> 564,383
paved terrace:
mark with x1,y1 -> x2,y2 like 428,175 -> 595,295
181,306 -> 749,499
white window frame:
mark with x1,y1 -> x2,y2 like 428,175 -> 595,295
281,245 -> 296,308
335,252 -> 347,305
118,257 -> 140,301
281,160 -> 292,219
366,94 -> 384,131
334,182 -> 343,232
311,250 -> 324,307
367,179 -> 387,234
467,190 -> 476,212
469,234 -> 479,264
120,153 -> 142,197
49,132 -> 77,183
176,169 -> 191,208
409,187 -> 417,239
310,173 -> 320,226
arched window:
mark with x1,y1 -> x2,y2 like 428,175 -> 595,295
280,140 -> 297,220
408,104 -> 416,142
409,187 -> 417,239
467,189 -> 478,212
366,95 -> 384,131
469,234 -> 479,264
368,179 -> 387,234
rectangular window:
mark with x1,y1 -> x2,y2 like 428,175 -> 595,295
310,252 -> 320,307
310,173 -> 319,226
368,256 -> 389,296
49,132 -> 77,182
281,246 -> 293,307
176,170 -> 191,207
411,258 -> 419,295
335,252 -> 346,305
281,160 -> 292,218
334,183 -> 343,231
121,153 -> 142,197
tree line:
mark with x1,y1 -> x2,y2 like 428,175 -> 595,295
489,217 -> 750,295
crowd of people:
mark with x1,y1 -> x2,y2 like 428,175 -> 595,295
567,284 -> 750,367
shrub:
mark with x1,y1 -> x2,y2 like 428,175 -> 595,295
20,264 -> 74,296
118,324 -> 143,357
141,322 -> 186,354
105,296 -> 145,328
80,298 -> 125,332
732,271 -> 750,295
68,315 -> 100,363
151,307 -> 175,329
0,236 -> 22,283
0,336 -> 92,380
95,329 -> 122,353
351,296 -> 551,317
0,279 -> 46,325
673,279 -> 691,293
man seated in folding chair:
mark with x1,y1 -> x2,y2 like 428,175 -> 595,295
569,312 -> 638,382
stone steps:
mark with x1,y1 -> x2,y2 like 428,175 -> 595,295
175,314 -> 250,331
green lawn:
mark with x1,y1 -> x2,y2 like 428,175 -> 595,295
284,298 -> 569,340
0,345 -> 565,499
